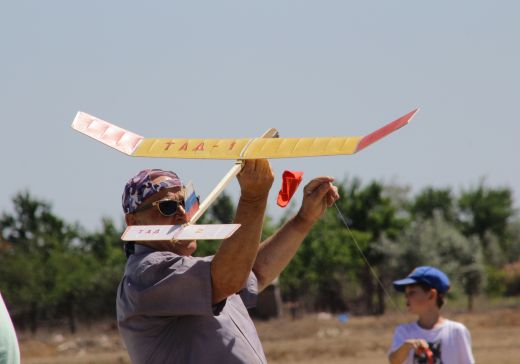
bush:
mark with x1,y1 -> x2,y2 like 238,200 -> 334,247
485,266 -> 506,296
504,261 -> 520,296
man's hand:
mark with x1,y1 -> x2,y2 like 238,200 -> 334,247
237,160 -> 274,203
296,176 -> 339,224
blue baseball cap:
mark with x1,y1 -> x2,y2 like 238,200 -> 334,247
393,266 -> 450,293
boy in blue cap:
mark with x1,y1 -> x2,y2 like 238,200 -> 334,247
388,266 -> 475,364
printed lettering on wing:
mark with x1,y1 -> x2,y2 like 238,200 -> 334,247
138,229 -> 161,235
163,140 -> 238,152
164,141 -> 175,150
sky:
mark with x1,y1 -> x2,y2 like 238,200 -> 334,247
1,1 -> 519,231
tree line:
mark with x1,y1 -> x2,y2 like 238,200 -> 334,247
1,178 -> 520,333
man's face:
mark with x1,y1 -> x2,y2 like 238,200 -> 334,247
127,176 -> 197,256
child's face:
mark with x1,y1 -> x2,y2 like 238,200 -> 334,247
404,284 -> 436,314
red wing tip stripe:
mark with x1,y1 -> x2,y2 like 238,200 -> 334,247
355,108 -> 419,153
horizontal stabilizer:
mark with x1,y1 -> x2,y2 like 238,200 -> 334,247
121,224 -> 241,241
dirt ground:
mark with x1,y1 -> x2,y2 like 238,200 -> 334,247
19,306 -> 520,364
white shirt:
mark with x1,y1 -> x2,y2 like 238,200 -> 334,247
0,293 -> 20,364
389,319 -> 475,364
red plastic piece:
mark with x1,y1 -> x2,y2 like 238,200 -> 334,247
277,170 -> 304,207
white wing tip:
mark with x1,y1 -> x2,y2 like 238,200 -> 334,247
71,111 -> 144,155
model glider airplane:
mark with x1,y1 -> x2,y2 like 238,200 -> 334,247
71,108 -> 418,242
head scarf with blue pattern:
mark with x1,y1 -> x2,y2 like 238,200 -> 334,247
122,169 -> 183,214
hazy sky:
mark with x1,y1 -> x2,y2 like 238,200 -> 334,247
1,1 -> 519,231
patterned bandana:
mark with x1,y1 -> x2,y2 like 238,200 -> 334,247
122,169 -> 183,214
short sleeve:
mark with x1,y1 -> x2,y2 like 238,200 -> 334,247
120,253 -> 215,317
456,324 -> 475,364
238,271 -> 259,309
389,325 -> 406,355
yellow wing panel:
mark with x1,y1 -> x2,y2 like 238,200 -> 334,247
242,137 -> 363,159
133,136 -> 364,159
73,109 -> 416,159
133,138 -> 251,159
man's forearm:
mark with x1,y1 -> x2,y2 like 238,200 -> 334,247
252,214 -> 314,291
211,197 -> 267,303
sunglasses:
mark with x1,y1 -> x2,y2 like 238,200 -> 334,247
134,198 -> 186,216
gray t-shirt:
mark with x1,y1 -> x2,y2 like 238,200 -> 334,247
116,245 -> 267,364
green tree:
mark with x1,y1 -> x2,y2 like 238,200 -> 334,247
458,182 -> 514,243
335,179 -> 408,314
280,205 -> 369,313
47,241 -> 95,333
0,191 -> 80,332
80,218 -> 126,320
279,179 -> 407,314
411,187 -> 456,223
503,219 -> 520,263
207,193 -> 235,224
0,192 -> 125,333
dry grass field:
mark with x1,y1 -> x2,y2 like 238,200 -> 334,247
20,305 -> 520,364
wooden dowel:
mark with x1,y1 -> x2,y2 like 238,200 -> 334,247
188,128 -> 278,224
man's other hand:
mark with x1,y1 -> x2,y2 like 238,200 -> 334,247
296,176 -> 340,224
237,160 -> 274,203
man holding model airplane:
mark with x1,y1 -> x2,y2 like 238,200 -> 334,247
116,160 -> 339,364
70,107 -> 415,363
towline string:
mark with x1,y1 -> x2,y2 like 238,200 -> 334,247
333,202 -> 405,316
